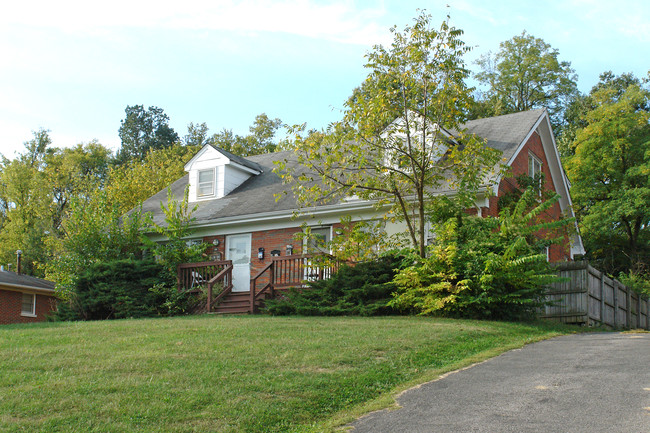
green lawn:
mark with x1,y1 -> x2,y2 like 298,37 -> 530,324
0,316 -> 574,432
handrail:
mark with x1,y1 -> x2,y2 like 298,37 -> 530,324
206,264 -> 234,312
177,260 -> 232,291
250,262 -> 275,314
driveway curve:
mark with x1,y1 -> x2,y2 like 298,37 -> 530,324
350,332 -> 650,433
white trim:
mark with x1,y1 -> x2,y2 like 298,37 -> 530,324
21,292 -> 36,316
197,168 -> 216,198
0,283 -> 55,295
229,161 -> 262,175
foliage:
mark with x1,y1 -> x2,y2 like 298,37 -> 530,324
106,144 -> 198,214
148,283 -> 205,316
263,254 -> 404,316
564,78 -> 650,280
619,271 -> 650,297
57,259 -> 172,321
277,12 -> 502,258
211,113 -> 285,156
558,71 -> 645,155
390,190 -> 569,320
116,105 -> 180,164
44,192 -> 148,298
142,187 -> 207,280
472,31 -> 578,127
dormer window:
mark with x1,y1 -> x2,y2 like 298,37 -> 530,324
197,169 -> 215,198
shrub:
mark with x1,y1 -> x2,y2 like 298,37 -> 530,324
57,259 -> 173,320
390,190 -> 570,320
263,254 -> 404,316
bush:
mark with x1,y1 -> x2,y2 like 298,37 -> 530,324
57,259 -> 174,320
263,254 -> 404,316
390,190 -> 569,321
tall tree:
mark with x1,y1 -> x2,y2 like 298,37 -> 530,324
107,144 -> 198,214
183,122 -> 211,147
565,77 -> 650,279
211,113 -> 283,156
473,31 -> 578,127
116,105 -> 179,164
278,12 -> 502,258
558,71 -> 645,156
0,129 -> 54,275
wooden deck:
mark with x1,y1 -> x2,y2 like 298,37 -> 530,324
178,255 -> 342,314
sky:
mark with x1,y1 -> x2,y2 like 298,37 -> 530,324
0,0 -> 648,157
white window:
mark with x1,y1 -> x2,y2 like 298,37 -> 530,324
528,154 -> 542,178
21,293 -> 35,317
528,153 -> 543,191
197,169 -> 215,197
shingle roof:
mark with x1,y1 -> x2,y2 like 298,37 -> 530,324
460,108 -> 545,162
141,150 -> 302,226
209,145 -> 263,173
141,109 -> 547,227
0,271 -> 55,291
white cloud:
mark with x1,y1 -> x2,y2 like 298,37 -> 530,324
2,0 -> 392,46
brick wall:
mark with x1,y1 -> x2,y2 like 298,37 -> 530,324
482,131 -> 571,262
0,289 -> 57,325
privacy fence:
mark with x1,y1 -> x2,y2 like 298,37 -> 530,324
542,261 -> 649,330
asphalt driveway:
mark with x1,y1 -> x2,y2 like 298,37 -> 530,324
349,332 -> 650,432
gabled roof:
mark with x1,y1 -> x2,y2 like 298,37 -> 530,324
140,109 -> 567,230
183,145 -> 263,174
0,271 -> 56,293
460,108 -> 546,163
142,150 -> 303,227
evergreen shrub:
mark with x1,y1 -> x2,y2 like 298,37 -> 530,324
263,254 -> 404,316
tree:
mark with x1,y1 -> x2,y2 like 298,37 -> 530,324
211,113 -> 283,156
277,12 -> 502,258
473,31 -> 578,127
183,122 -> 211,147
116,105 -> 179,164
44,141 -> 111,235
558,71 -> 645,156
106,144 -> 198,214
0,129 -> 54,275
565,79 -> 650,280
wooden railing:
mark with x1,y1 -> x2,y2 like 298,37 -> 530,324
177,260 -> 233,291
179,255 -> 347,314
206,264 -> 233,312
249,254 -> 344,313
177,260 -> 233,312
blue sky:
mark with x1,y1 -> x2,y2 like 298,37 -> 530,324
1,0 -> 648,156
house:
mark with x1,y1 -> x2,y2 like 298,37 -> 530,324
141,109 -> 585,313
0,270 -> 57,325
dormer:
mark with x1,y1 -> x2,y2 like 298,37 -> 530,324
380,112 -> 455,168
184,145 -> 263,202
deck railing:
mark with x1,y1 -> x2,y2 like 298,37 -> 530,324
177,260 -> 234,312
177,260 -> 233,291
179,255 -> 347,313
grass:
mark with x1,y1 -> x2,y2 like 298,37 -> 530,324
0,315 -> 575,432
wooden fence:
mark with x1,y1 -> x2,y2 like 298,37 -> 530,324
542,261 -> 650,329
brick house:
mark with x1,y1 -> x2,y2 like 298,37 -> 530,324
0,270 -> 57,325
140,109 -> 584,312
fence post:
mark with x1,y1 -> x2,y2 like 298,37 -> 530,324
177,264 -> 182,291
625,284 -> 631,329
599,269 -> 605,326
647,296 -> 650,330
637,294 -> 641,329
613,280 -> 618,327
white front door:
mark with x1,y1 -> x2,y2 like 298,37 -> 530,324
226,233 -> 251,292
